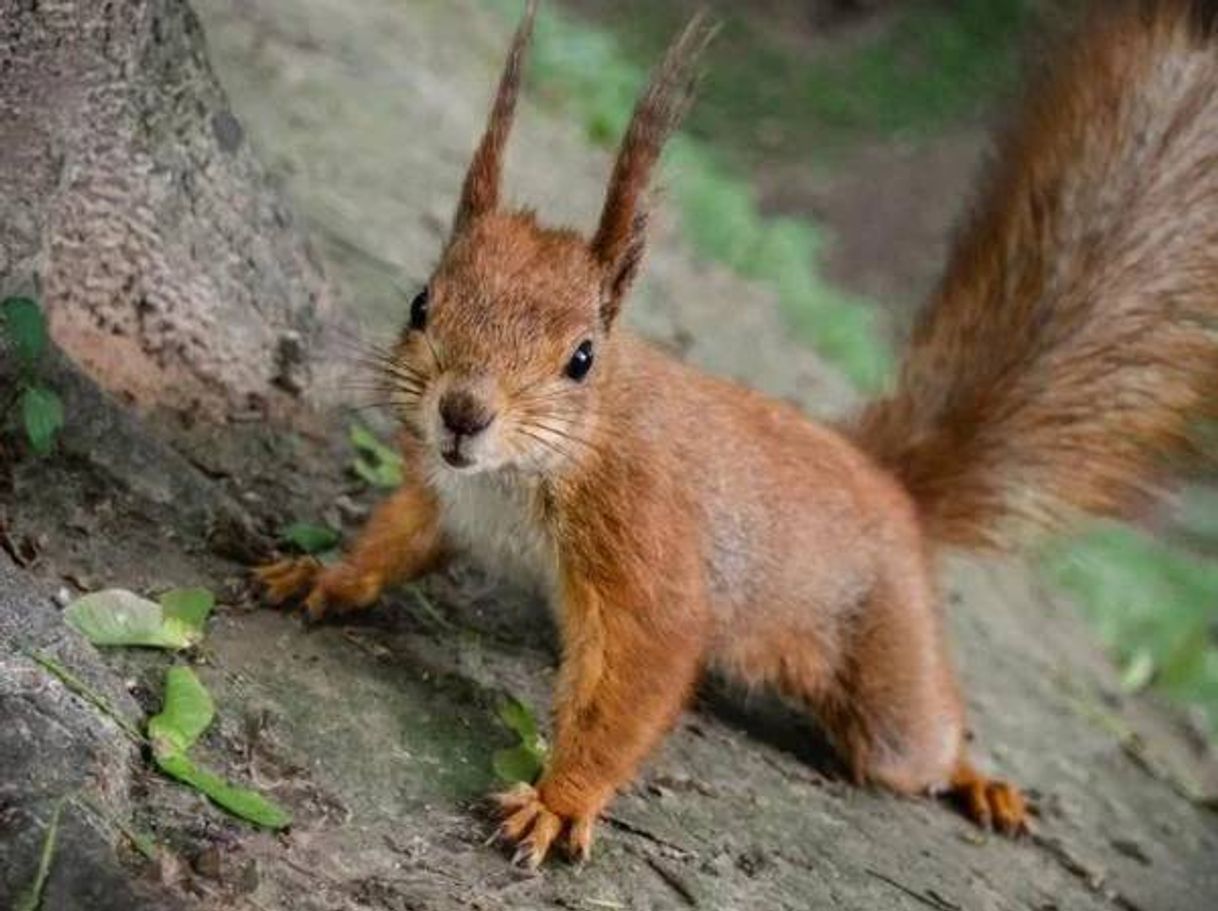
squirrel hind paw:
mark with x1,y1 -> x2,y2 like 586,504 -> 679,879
948,763 -> 1030,837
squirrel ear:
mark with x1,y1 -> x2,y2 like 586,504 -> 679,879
598,212 -> 647,326
591,12 -> 714,326
452,0 -> 538,235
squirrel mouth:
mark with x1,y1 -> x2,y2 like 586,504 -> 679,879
441,447 -> 473,469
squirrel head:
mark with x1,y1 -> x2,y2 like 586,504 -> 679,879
387,1 -> 712,478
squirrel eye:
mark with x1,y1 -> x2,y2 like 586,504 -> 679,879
566,339 -> 594,381
409,287 -> 429,331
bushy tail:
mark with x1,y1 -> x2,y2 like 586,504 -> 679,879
853,0 -> 1218,550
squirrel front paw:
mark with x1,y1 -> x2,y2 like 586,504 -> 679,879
494,782 -> 597,869
252,558 -> 382,623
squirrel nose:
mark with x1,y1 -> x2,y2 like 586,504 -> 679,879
439,389 -> 493,438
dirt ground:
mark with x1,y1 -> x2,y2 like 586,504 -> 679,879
3,1 -> 1218,909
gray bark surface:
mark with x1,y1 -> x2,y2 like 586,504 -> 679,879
0,0 -> 338,417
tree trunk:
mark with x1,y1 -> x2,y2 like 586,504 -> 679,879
0,0 -> 338,419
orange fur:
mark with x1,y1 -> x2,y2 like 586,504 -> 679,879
257,0 -> 1218,866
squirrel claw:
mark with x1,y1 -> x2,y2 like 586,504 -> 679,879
949,765 -> 1029,837
252,557 -> 382,623
252,558 -> 321,606
565,815 -> 594,863
494,783 -> 593,868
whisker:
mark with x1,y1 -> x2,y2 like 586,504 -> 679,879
422,332 -> 445,373
328,335 -> 400,364
342,377 -> 425,397
331,357 -> 429,390
516,386 -> 580,406
383,367 -> 428,385
380,370 -> 426,387
517,427 -> 574,463
517,404 -> 584,422
325,334 -> 427,375
518,424 -> 601,465
332,401 -> 401,416
526,420 -> 598,451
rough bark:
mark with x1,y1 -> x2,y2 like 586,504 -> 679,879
0,0 -> 338,418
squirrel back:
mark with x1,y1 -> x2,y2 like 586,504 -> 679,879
854,0 -> 1218,550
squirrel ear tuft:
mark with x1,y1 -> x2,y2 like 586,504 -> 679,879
592,11 -> 714,326
452,0 -> 538,235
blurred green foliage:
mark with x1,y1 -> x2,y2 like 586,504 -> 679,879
1044,524 -> 1218,736
2,296 -> 65,456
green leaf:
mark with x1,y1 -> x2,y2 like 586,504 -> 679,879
147,666 -> 215,756
15,797 -> 64,911
498,696 -> 539,745
1,296 -> 48,368
147,668 -> 291,830
353,456 -> 403,489
492,744 -> 544,785
64,589 -> 208,650
159,587 -> 215,631
350,423 -> 404,489
492,696 -> 547,784
350,422 -> 380,454
20,385 -> 63,456
281,521 -> 341,555
154,751 -> 291,830
1120,649 -> 1156,694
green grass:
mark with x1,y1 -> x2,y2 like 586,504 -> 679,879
1044,525 -> 1218,736
484,0 -> 891,389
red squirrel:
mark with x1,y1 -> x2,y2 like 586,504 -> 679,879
257,0 -> 1218,867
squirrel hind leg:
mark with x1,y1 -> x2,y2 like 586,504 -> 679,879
797,573 -> 1031,835
824,688 -> 1030,838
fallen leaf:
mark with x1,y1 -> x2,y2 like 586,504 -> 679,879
281,521 -> 341,555
350,423 -> 404,489
493,743 -> 544,785
147,667 -> 291,830
159,587 -> 215,632
65,588 -> 210,650
147,666 -> 215,756
155,752 -> 291,830
1,296 -> 48,367
15,797 -> 64,911
20,385 -> 63,456
493,696 -> 548,785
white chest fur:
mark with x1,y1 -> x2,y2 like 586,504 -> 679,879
433,472 -> 559,597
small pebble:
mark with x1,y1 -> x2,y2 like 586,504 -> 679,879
192,846 -> 223,880
53,588 -> 72,608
